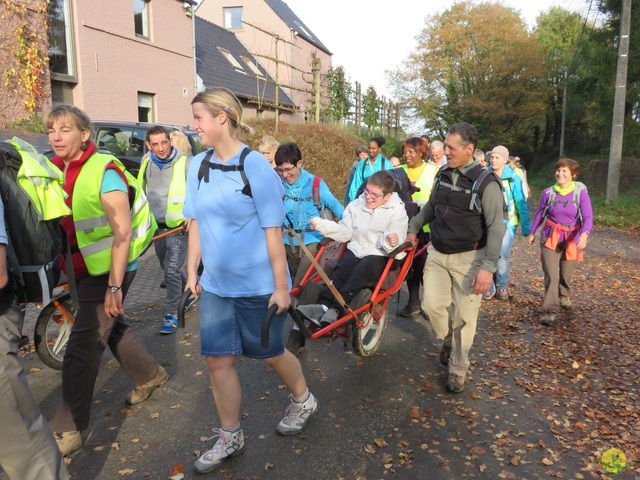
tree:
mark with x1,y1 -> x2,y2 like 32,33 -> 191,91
325,66 -> 353,123
392,1 -> 548,147
362,86 -> 379,133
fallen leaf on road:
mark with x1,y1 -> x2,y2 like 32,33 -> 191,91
149,412 -> 160,419
409,407 -> 420,419
169,464 -> 184,476
373,438 -> 388,448
265,463 -> 274,470
111,442 -> 120,451
572,360 -> 579,369
170,404 -> 181,409
541,458 -> 554,466
510,455 -> 520,466
118,469 -> 136,475
364,444 -> 376,453
30,367 -> 41,373
195,371 -> 202,377
131,438 -> 140,443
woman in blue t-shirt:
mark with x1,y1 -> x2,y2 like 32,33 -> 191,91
184,87 -> 318,475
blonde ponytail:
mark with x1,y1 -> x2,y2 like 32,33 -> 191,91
192,87 -> 253,138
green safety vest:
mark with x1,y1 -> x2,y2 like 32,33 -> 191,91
501,178 -> 519,227
73,153 -> 157,275
402,162 -> 439,233
9,137 -> 71,220
137,154 -> 188,228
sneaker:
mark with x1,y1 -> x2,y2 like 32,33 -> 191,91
126,366 -> 169,405
539,313 -> 557,326
276,392 -> 318,435
439,346 -> 451,366
184,295 -> 198,312
55,431 -> 82,456
296,304 -> 326,327
194,428 -> 245,474
482,291 -> 494,300
496,288 -> 509,301
286,329 -> 305,355
446,373 -> 466,393
320,308 -> 339,327
560,296 -> 572,310
399,302 -> 421,317
160,315 -> 178,334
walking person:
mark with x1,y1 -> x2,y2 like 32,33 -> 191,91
185,87 -> 318,475
347,137 -> 393,202
528,158 -> 592,325
138,126 -> 190,334
0,200 -> 69,480
344,145 -> 368,205
483,145 -> 530,300
407,123 -> 505,393
46,104 -> 166,456
399,137 -> 439,316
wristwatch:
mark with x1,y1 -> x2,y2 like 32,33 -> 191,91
108,285 -> 121,293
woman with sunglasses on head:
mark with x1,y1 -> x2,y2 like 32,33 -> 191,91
296,171 -> 408,326
185,88 -> 318,475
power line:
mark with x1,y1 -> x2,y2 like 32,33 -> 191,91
568,0 -> 596,74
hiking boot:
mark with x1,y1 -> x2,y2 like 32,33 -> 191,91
482,290 -> 495,300
159,315 -> 178,334
539,313 -> 557,326
399,301 -> 421,317
560,296 -> 572,310
286,328 -> 305,355
496,288 -> 509,301
296,304 -> 326,327
276,392 -> 318,435
446,373 -> 466,393
126,366 -> 169,405
439,346 -> 451,366
194,428 -> 245,474
320,308 -> 339,327
55,431 -> 82,456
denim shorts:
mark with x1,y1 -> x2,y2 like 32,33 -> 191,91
199,291 -> 287,359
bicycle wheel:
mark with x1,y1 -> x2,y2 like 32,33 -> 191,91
34,293 -> 76,370
350,290 -> 388,357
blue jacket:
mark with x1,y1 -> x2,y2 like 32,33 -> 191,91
491,164 -> 531,236
283,168 -> 344,246
348,154 -> 393,202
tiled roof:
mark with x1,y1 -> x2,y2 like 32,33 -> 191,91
264,0 -> 332,55
195,16 -> 296,109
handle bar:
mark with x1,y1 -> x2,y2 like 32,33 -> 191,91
261,305 -> 312,350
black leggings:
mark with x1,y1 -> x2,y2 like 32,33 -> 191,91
318,249 -> 388,311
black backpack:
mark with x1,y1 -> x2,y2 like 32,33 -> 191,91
197,147 -> 253,197
0,142 -> 65,304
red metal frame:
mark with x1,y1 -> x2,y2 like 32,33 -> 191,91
292,241 -> 416,340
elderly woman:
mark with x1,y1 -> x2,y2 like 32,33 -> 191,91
45,105 -> 164,457
297,171 -> 408,326
528,158 -> 593,325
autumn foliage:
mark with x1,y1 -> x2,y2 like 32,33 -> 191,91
245,118 -> 364,199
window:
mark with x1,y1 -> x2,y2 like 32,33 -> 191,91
223,7 -> 243,29
51,80 -> 74,104
134,0 -> 149,39
137,92 -> 154,122
48,0 -> 76,81
241,56 -> 263,77
218,48 -> 244,71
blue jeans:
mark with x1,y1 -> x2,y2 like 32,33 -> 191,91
489,228 -> 515,294
155,229 -> 188,316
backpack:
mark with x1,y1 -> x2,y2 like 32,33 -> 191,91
356,167 -> 414,203
311,176 -> 334,221
543,182 -> 586,223
0,139 -> 70,304
434,166 -> 503,214
360,156 -> 387,177
197,147 -> 252,197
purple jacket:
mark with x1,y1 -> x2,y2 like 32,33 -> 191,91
530,185 -> 593,243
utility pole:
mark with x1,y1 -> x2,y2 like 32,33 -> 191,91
559,67 -> 568,158
607,0 -> 631,201
355,81 -> 361,135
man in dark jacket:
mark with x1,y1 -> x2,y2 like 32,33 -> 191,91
407,123 -> 506,393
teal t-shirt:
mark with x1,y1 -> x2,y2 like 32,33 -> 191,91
101,169 -> 137,271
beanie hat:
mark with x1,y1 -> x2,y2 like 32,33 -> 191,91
490,145 -> 509,162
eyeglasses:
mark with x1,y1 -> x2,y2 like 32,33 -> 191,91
276,165 -> 296,175
363,188 -> 385,199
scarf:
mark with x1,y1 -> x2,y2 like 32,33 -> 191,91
553,181 -> 575,197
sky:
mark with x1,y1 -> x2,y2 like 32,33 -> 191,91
283,0 -> 589,98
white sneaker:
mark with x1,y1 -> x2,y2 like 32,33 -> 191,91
193,428 -> 245,474
276,392 -> 318,435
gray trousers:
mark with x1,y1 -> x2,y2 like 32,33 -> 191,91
0,306 -> 69,480
540,238 -> 577,314
155,229 -> 188,317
